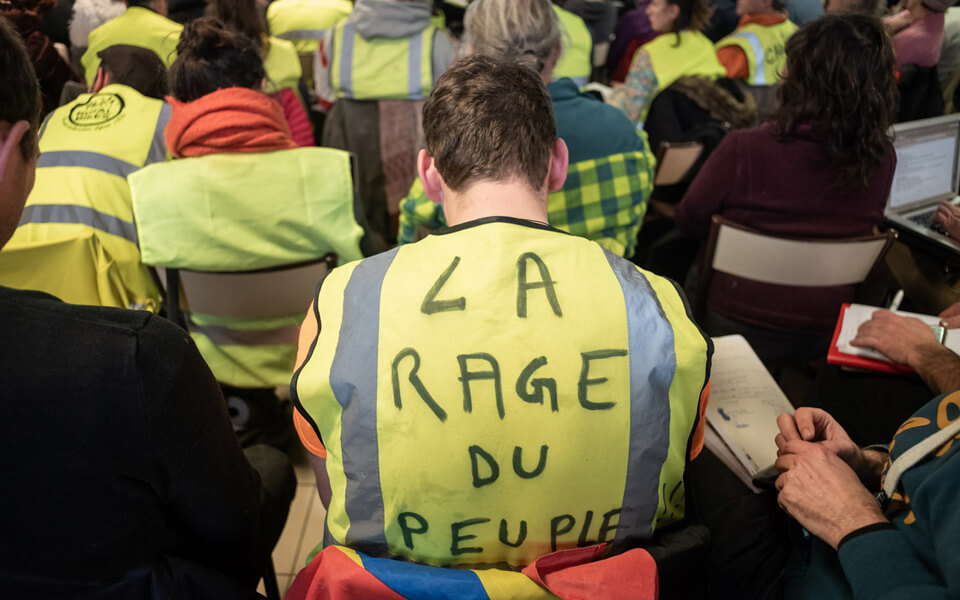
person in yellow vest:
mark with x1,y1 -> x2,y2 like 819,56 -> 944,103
609,0 -> 726,124
266,0 -> 352,55
313,0 -> 456,106
552,3 -> 593,87
3,44 -> 169,311
80,0 -> 182,85
715,0 -> 797,86
289,55 -> 712,598
208,0 -> 315,145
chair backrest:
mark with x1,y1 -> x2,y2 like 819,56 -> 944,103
156,254 -> 337,324
699,216 -> 896,317
654,141 -> 704,186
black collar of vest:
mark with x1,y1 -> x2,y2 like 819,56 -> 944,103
433,215 -> 570,237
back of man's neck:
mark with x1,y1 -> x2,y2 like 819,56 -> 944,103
443,180 -> 549,227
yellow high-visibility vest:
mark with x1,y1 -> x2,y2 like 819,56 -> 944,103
130,148 -> 365,389
3,83 -> 169,311
295,218 -> 712,567
329,19 -> 435,100
264,36 -> 306,106
81,7 -> 182,85
267,0 -> 352,55
644,30 -> 726,93
715,19 -> 797,86
552,5 -> 593,88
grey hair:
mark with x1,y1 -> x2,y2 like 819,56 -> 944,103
463,0 -> 562,74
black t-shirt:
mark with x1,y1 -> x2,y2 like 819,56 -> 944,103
0,286 -> 263,596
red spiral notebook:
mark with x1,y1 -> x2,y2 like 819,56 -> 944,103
827,303 -> 957,376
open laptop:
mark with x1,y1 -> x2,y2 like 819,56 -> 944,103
884,114 -> 960,253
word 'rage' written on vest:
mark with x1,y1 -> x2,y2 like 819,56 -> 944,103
386,252 -> 631,558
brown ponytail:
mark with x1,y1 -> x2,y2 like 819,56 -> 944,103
168,17 -> 266,102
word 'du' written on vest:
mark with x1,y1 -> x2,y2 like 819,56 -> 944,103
379,249 -> 639,565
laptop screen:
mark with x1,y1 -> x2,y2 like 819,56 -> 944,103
889,119 -> 960,211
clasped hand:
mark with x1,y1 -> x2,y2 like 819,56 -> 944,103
774,408 -> 888,549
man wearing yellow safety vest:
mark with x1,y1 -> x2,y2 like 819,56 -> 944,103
288,55 -> 712,599
3,45 -> 170,311
715,0 -> 797,86
80,0 -> 182,85
267,0 -> 352,55
313,0 -> 456,107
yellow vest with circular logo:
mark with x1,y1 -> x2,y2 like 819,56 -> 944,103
643,30 -> 726,95
552,5 -> 593,88
267,0 -> 352,55
130,148 -> 365,389
81,7 -> 183,85
294,219 -> 711,567
4,83 -> 168,311
330,20 -> 436,100
715,19 -> 797,86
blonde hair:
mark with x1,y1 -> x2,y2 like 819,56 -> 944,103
463,0 -> 561,73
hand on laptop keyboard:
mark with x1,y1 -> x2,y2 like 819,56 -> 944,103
934,201 -> 960,238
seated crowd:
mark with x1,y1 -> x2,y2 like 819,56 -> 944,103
0,0 -> 959,599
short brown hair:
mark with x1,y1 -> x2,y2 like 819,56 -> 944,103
0,18 -> 41,160
422,54 -> 556,192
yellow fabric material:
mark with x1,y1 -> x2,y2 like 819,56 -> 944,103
296,221 -> 710,567
644,30 -> 726,93
7,84 -> 165,311
266,0 -> 352,54
0,232 -> 134,309
552,5 -> 593,86
715,20 -> 796,86
330,21 -> 435,99
81,7 -> 182,84
131,147 -> 364,388
264,37 -> 304,97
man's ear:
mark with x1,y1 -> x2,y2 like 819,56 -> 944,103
418,149 -> 445,204
0,121 -> 31,184
547,138 -> 569,193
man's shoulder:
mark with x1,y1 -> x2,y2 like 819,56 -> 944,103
0,286 -> 177,346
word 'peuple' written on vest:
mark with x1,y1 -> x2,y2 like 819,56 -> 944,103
297,222 -> 711,568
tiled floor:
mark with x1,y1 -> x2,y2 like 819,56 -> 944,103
257,441 -> 326,597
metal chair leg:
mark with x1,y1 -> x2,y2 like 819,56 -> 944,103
263,557 -> 281,600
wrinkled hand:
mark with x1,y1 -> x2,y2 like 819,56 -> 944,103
939,302 -> 960,330
775,441 -> 887,549
850,309 -> 938,366
776,407 -> 864,470
934,201 -> 960,239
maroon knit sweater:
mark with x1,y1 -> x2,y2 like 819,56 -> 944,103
675,123 -> 896,333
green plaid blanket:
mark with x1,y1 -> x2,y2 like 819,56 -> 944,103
398,150 -> 654,257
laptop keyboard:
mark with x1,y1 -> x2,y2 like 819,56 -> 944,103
909,211 -> 936,227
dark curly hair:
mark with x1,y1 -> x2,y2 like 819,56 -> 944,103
0,18 -> 40,160
168,17 -> 265,102
773,14 -> 897,187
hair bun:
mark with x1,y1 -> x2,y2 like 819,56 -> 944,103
178,17 -> 235,61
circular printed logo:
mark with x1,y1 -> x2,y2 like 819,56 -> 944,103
68,93 -> 125,127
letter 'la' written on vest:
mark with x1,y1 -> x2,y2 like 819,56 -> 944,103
385,250 -> 634,564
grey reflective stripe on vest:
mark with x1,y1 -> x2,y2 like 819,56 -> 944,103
190,323 -> 300,346
407,29 -> 425,100
37,150 -> 140,179
18,204 -> 138,244
338,21 -> 356,98
732,31 -> 766,86
38,112 -> 53,140
277,29 -> 327,40
603,249 -> 677,543
327,247 -> 399,555
146,103 -> 172,165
